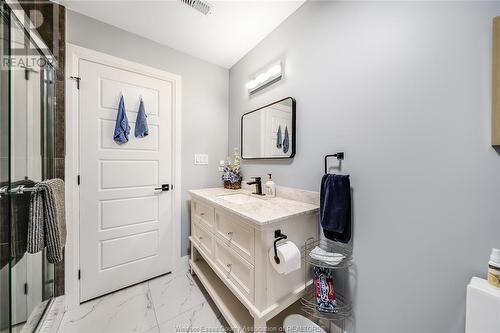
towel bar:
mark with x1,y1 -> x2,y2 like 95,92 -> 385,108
0,185 -> 40,195
0,186 -> 7,198
10,185 -> 40,194
0,185 -> 40,197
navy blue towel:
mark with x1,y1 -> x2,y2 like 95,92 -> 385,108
320,174 -> 351,243
135,98 -> 149,138
283,126 -> 289,154
113,95 -> 130,144
276,125 -> 282,148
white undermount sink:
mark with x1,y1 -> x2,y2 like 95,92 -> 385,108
217,193 -> 267,204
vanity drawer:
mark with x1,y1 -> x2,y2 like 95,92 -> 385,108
214,239 -> 254,303
192,199 -> 214,229
192,222 -> 214,259
214,210 -> 255,264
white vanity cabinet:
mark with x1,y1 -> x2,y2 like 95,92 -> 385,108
189,188 -> 319,331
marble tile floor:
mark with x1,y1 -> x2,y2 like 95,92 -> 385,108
58,260 -> 228,333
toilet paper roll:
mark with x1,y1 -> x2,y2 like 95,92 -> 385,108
269,241 -> 301,275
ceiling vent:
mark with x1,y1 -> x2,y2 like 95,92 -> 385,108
179,0 -> 212,15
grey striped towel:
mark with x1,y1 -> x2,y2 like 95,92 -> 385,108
27,179 -> 66,263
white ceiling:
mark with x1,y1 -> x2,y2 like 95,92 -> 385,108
60,0 -> 306,68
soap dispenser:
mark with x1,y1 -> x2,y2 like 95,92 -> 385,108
265,174 -> 276,197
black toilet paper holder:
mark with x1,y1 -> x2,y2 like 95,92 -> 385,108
273,229 -> 288,264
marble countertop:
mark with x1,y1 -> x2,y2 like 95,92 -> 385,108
189,187 -> 319,226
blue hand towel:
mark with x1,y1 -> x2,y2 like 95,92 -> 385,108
283,126 -> 289,154
113,95 -> 130,144
320,174 -> 351,243
276,125 -> 282,148
135,98 -> 149,138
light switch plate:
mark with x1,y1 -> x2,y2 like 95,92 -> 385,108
194,154 -> 209,165
218,160 -> 225,171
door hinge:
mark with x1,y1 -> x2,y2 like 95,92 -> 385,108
70,76 -> 81,89
78,270 -> 81,280
77,175 -> 80,185
24,283 -> 28,295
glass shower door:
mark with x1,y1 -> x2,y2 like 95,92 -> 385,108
1,3 -> 55,332
0,3 -> 11,333
10,17 -> 55,333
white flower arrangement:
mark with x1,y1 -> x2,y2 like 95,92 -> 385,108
222,149 -> 241,184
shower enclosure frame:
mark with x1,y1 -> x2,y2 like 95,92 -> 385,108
1,1 -> 58,332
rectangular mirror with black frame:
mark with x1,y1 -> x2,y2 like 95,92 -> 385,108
241,97 -> 296,159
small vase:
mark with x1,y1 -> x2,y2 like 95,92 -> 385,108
224,180 -> 241,190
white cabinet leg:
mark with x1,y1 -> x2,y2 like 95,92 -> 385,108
190,243 -> 196,276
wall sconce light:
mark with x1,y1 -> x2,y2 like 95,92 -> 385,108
246,62 -> 283,95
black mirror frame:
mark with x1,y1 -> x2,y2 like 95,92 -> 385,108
241,97 -> 296,160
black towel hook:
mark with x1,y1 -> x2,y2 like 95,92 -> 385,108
325,152 -> 344,174
273,229 -> 288,264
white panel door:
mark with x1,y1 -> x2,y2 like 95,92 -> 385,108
79,59 -> 174,302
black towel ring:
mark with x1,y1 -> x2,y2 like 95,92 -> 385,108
325,152 -> 344,174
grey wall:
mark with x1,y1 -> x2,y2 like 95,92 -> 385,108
66,10 -> 229,256
229,2 -> 500,332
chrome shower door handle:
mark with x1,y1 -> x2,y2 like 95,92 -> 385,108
0,185 -> 40,197
10,185 -> 27,194
8,185 -> 38,195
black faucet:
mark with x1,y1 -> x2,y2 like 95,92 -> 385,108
247,177 -> 263,195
